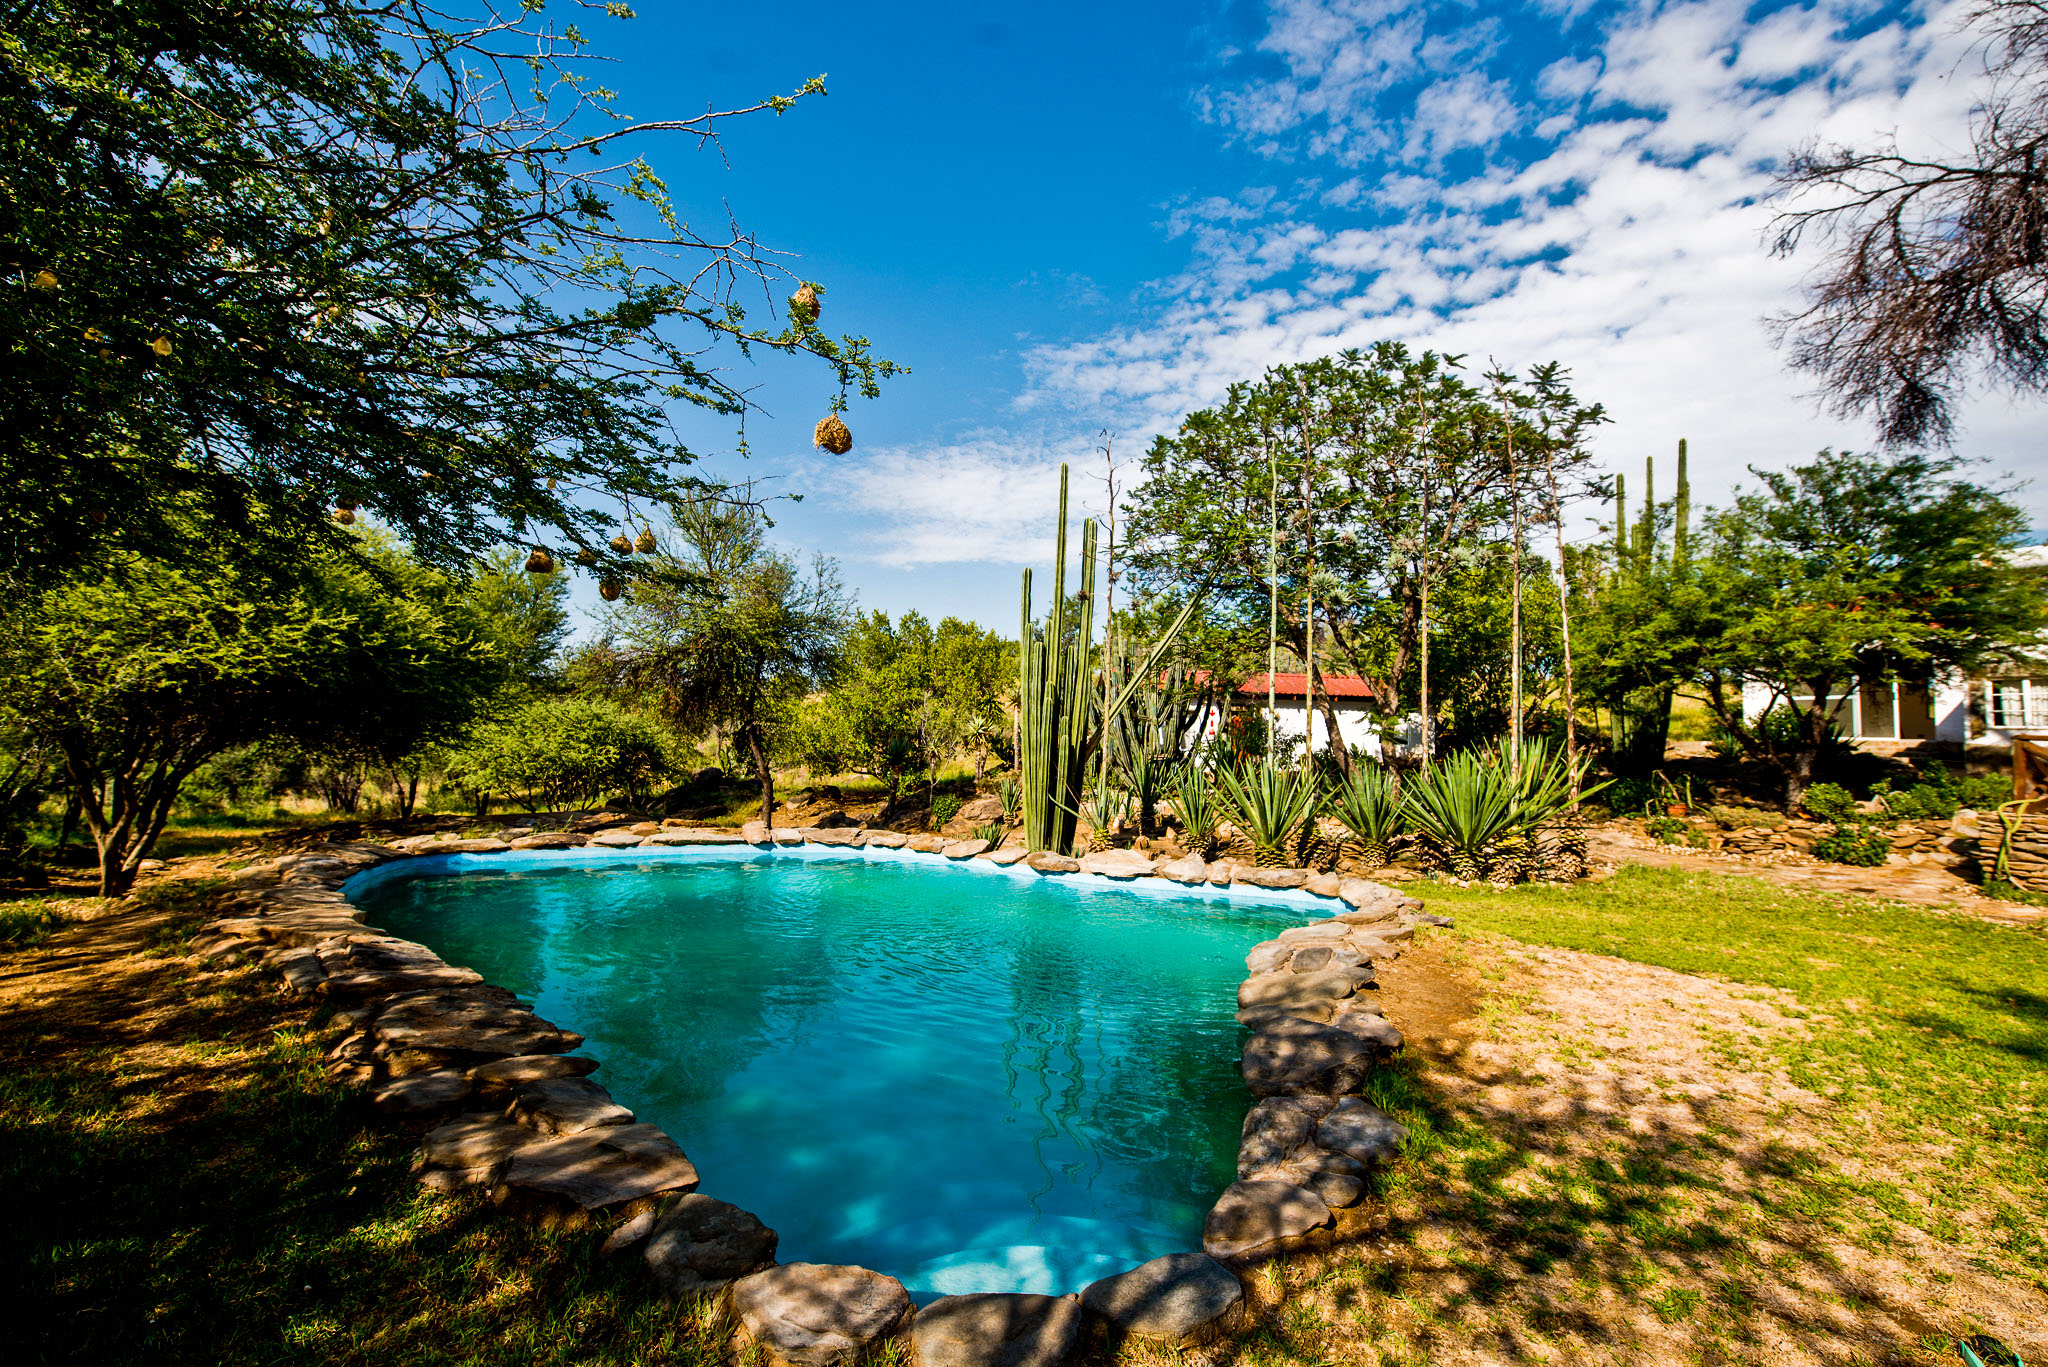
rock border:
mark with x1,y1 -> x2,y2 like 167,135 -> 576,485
192,823 -> 1441,1365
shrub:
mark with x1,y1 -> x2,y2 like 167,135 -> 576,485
444,698 -> 669,812
1813,823 -> 1891,866
1598,775 -> 1655,816
1802,782 -> 1859,825
1958,773 -> 2013,810
1708,804 -> 1782,830
929,794 -> 963,830
1645,815 -> 1692,844
1170,763 -> 1221,859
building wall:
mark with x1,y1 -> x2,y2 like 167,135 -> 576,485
1187,697 -> 1385,760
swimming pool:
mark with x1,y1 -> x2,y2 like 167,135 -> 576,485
346,846 -> 1332,1298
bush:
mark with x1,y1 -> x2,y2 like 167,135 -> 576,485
1802,782 -> 1859,825
1957,773 -> 2012,810
444,698 -> 669,812
1813,823 -> 1891,866
929,794 -> 963,830
1644,815 -> 1694,845
1599,775 -> 1655,816
1708,804 -> 1783,830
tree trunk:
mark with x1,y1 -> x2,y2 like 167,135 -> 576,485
1553,511 -> 1580,791
747,724 -> 775,833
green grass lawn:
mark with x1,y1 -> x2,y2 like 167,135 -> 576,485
1416,866 -> 2048,1285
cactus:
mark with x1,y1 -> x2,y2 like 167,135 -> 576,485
1674,437 -> 1691,569
1018,465 -> 1098,854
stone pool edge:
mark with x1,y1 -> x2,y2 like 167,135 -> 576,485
189,827 -> 1443,1366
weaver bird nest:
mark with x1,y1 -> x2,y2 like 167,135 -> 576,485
813,413 -> 853,454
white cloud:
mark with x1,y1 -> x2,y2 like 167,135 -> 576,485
1019,0 -> 2048,526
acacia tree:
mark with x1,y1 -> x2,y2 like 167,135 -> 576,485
1579,451 -> 2043,807
1771,0 -> 2048,445
1,0 -> 898,587
1,528 -> 503,894
612,501 -> 849,827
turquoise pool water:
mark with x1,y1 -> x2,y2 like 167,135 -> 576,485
347,847 -> 1323,1298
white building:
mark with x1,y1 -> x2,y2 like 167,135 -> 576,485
1187,672 -> 1388,760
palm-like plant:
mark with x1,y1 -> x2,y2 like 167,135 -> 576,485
1171,762 -> 1221,859
1081,779 -> 1127,853
1495,736 -> 1605,880
1118,747 -> 1171,836
1214,759 -> 1322,867
1401,750 -> 1519,881
1330,763 -> 1403,867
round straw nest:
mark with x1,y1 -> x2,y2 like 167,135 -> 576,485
790,283 -> 820,321
524,548 -> 555,574
634,527 -> 657,554
332,507 -> 355,526
610,533 -> 633,555
813,413 -> 853,454
598,578 -> 623,602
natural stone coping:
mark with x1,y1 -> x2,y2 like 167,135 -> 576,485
199,832 -> 1437,1359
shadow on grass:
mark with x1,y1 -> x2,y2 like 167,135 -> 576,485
0,903 -> 725,1367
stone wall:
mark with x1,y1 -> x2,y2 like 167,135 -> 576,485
193,822 -> 1439,1366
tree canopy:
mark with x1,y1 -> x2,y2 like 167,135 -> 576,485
2,0 -> 898,587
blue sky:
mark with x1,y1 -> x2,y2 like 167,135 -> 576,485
569,0 -> 2046,631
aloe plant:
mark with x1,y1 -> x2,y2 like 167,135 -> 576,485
973,819 -> 1006,847
1081,779 -> 1127,853
1171,762 -> 1221,859
1330,763 -> 1403,867
1214,759 -> 1322,867
1402,750 -> 1519,881
1118,747 -> 1169,836
997,775 -> 1021,823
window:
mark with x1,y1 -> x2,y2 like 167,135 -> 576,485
1989,678 -> 2048,729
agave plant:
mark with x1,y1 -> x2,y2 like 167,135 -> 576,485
1401,750 -> 1519,881
1214,759 -> 1322,867
1118,747 -> 1170,836
1495,736 -> 1605,880
1171,762 -> 1221,859
1330,763 -> 1403,867
997,775 -> 1021,824
1081,779 -> 1127,852
973,819 -> 1006,847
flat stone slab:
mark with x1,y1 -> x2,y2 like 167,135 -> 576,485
911,1292 -> 1080,1367
315,936 -> 483,999
370,1067 -> 472,1117
1237,1096 -> 1336,1176
772,828 -> 806,845
942,838 -> 991,859
1154,854 -> 1211,883
1080,1252 -> 1244,1345
1232,866 -> 1308,889
422,1114 -> 534,1174
1241,1017 -> 1379,1097
1078,849 -> 1156,878
906,834 -> 947,853
468,1053 -> 600,1100
732,1263 -> 914,1366
1274,921 -> 1352,945
806,829 -> 863,846
1326,1011 -> 1403,1052
371,990 -> 583,1059
589,831 -> 647,848
1236,969 -> 1359,1012
647,829 -> 746,845
1338,879 -> 1404,909
742,820 -> 772,845
497,1123 -> 699,1212
1313,1098 -> 1408,1168
507,832 -> 589,849
1024,851 -> 1080,873
430,837 -> 513,854
1304,872 -> 1343,898
643,1192 -> 778,1294
1202,1180 -> 1332,1261
983,846 -> 1029,865
865,832 -> 908,848
507,1076 -> 634,1134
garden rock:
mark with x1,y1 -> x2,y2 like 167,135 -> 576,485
315,936 -> 483,999
943,838 -> 992,859
495,1123 -> 699,1215
731,1262 -> 914,1366
589,830 -> 646,848
372,989 -> 581,1059
647,829 -> 745,845
468,1053 -> 599,1100
1236,1001 -> 1333,1028
1232,866 -> 1308,889
1313,1098 -> 1408,1168
1326,1011 -> 1403,1053
1078,849 -> 1155,878
507,832 -> 588,850
1202,1180 -> 1332,1261
420,1113 -> 532,1187
642,1193 -> 778,1294
1275,921 -> 1351,945
370,1067 -> 472,1117
507,1076 -> 634,1134
742,821 -> 772,845
911,1292 -> 1081,1367
772,828 -> 806,845
1236,969 -> 1359,1011
865,832 -> 908,848
1024,851 -> 1080,874
1304,872 -> 1343,898
1080,1252 -> 1243,1345
1237,1096 -> 1335,1175
983,847 -> 1029,865
431,837 -> 513,854
806,828 -> 862,846
1241,1017 -> 1379,1097
1155,853 -> 1210,883
1244,941 -> 1289,975
907,834 -> 947,853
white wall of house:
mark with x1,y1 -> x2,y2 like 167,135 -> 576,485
1186,696 -> 1385,760
1738,672 -> 1978,745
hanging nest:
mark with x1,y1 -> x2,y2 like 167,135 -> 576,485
813,413 -> 852,454
634,526 -> 657,554
335,496 -> 360,511
598,578 -> 622,602
610,533 -> 633,555
524,548 -> 555,574
789,282 -> 820,321
332,507 -> 355,526
575,548 -> 598,566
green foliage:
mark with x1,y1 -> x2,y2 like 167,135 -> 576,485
1214,760 -> 1322,866
972,821 -> 1005,846
1802,783 -> 1859,825
1644,815 -> 1701,846
1813,824 -> 1892,866
1599,775 -> 1656,816
0,901 -> 75,949
1960,773 -> 2015,809
997,776 -> 1022,823
929,794 -> 964,831
1329,763 -> 1404,859
1170,763 -> 1222,858
1080,780 -> 1128,850
2,0 -> 898,586
1403,750 -> 1520,879
1018,465 -> 1098,854
444,698 -> 668,813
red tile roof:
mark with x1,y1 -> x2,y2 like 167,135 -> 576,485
1236,672 -> 1380,699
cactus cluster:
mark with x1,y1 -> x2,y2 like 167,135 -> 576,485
1017,465 -> 1098,854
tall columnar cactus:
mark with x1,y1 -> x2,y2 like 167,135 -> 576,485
1019,465 -> 1098,854
1674,437 -> 1691,569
